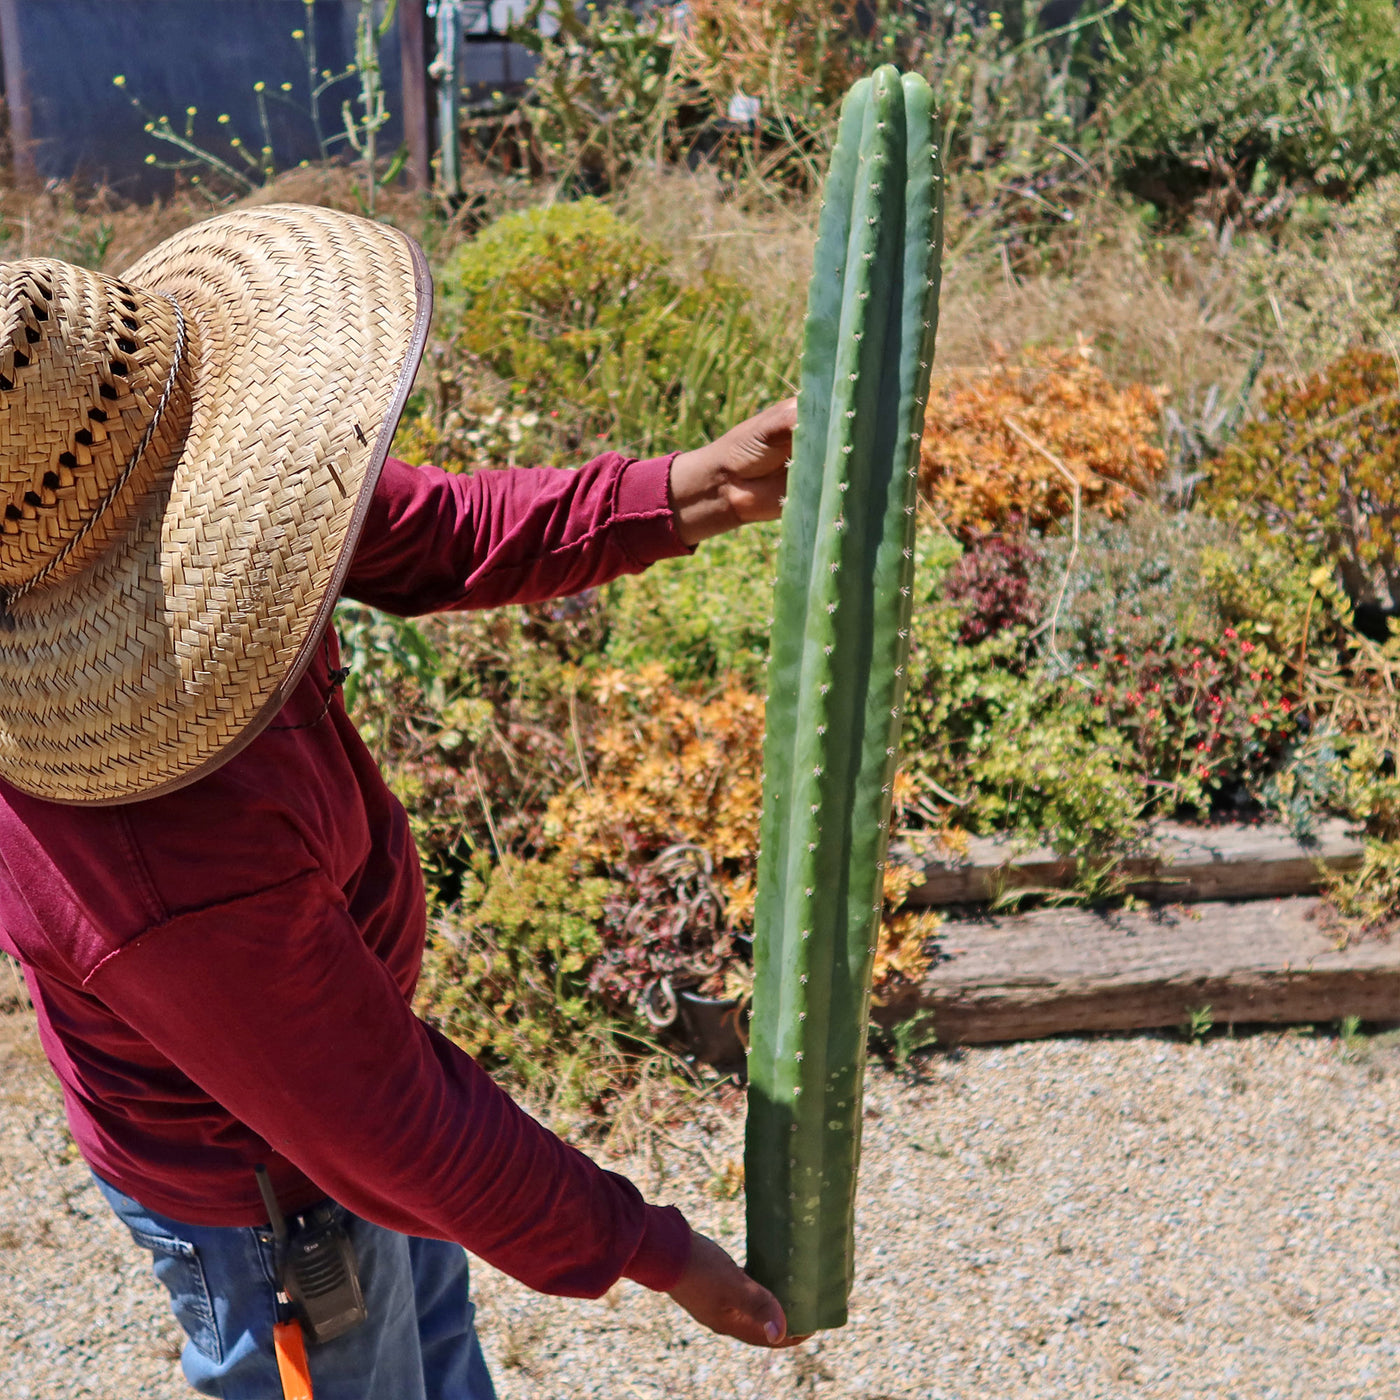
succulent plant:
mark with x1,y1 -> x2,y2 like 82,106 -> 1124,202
745,65 -> 944,1335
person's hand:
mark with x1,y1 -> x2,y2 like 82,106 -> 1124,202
669,398 -> 797,546
666,1228 -> 807,1348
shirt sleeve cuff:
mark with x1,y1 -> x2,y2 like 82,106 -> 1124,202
613,454 -> 696,568
622,1203 -> 692,1292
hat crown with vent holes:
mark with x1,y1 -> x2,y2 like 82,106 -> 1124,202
0,204 -> 432,806
0,261 -> 186,592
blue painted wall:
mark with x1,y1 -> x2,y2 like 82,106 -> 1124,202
5,1 -> 406,195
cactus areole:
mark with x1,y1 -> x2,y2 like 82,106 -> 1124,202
744,66 -> 944,1335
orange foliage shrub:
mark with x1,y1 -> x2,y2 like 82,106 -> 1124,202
544,664 -> 936,997
919,346 -> 1166,540
546,664 -> 766,923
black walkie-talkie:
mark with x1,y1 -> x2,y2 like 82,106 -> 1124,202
255,1166 -> 368,1345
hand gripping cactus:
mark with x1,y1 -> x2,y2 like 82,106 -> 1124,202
745,66 -> 944,1335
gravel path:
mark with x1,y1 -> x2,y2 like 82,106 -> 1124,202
4,1003 -> 1400,1399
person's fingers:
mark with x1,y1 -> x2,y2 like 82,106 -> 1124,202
667,1231 -> 799,1348
727,471 -> 786,523
725,397 -> 797,480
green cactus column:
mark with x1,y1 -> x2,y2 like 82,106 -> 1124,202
745,66 -> 944,1336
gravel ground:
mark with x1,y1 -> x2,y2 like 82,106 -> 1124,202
5,1004 -> 1400,1399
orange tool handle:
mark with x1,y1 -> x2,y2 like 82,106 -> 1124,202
274,1319 -> 314,1400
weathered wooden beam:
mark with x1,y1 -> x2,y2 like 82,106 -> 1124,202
398,0 -> 432,191
875,896 -> 1400,1044
898,818 -> 1364,907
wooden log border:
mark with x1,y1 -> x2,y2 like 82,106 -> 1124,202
898,818 -> 1364,908
875,896 -> 1400,1045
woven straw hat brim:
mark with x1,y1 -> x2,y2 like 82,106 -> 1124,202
0,204 -> 430,804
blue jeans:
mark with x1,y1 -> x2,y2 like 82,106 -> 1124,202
95,1175 -> 497,1400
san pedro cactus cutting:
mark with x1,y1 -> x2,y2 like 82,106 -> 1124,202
745,66 -> 944,1335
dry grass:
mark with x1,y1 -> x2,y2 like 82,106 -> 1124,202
0,157 -> 1276,421
614,166 -> 817,332
612,170 -> 1277,425
0,161 -> 502,277
938,194 -> 1267,409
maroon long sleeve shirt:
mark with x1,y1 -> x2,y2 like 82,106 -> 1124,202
0,453 -> 694,1298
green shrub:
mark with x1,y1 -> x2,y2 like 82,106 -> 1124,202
1249,176 -> 1400,367
418,854 -> 619,1093
1206,349 -> 1400,610
426,199 -> 794,465
968,691 -> 1147,859
903,595 -> 1147,860
511,0 -> 684,193
337,595 -> 611,903
1097,0 -> 1400,209
1029,504 -> 1232,666
603,520 -> 780,685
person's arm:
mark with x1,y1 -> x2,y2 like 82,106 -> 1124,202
81,868 -> 796,1341
345,401 -> 796,614
86,870 -> 681,1294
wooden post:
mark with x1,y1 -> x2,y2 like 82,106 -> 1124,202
397,0 -> 431,190
0,0 -> 33,184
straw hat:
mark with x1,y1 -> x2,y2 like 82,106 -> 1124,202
0,203 -> 430,805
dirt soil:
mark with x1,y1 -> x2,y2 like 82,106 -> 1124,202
4,1002 -> 1400,1399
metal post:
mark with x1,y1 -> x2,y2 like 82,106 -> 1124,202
397,0 -> 432,190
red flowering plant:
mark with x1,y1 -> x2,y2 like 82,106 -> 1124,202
1079,628 -> 1298,817
1030,504 -> 1307,819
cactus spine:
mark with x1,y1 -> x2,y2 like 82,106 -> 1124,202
745,66 -> 943,1336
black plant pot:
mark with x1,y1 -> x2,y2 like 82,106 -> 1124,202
675,989 -> 749,1074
